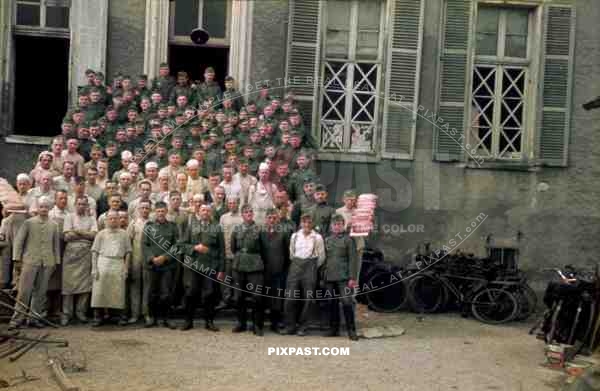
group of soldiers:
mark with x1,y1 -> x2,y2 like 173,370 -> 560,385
0,64 -> 369,340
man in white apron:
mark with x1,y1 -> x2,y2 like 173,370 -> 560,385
90,210 -> 132,326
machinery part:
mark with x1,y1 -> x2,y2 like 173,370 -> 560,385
0,341 -> 28,359
0,333 -> 68,347
0,292 -> 60,328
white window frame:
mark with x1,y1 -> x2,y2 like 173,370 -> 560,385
168,0 -> 231,47
317,0 -> 387,155
14,0 -> 70,38
466,1 -> 544,164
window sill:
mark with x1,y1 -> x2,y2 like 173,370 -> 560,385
316,151 -> 381,163
4,135 -> 52,146
465,160 -> 541,172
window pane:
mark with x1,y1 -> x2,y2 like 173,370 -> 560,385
327,0 -> 351,30
356,31 -> 378,59
505,9 -> 528,58
506,9 -> 529,35
174,0 -> 199,36
203,0 -> 227,39
358,0 -> 380,30
16,4 -> 40,26
476,7 -> 499,56
46,6 -> 69,29
326,0 -> 350,58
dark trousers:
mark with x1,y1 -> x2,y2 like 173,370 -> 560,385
233,270 -> 264,329
183,267 -> 216,322
149,268 -> 174,320
266,271 -> 287,326
284,258 -> 317,330
325,281 -> 353,328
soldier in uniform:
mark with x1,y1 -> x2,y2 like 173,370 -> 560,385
259,208 -> 291,332
281,213 -> 325,336
142,202 -> 179,329
0,204 -> 27,289
151,63 -> 176,102
127,200 -> 151,325
196,67 -> 222,106
178,204 -> 225,331
323,214 -> 359,340
231,205 -> 265,336
306,184 -> 336,236
291,178 -> 316,227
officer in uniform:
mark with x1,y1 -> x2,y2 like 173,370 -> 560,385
231,205 -> 265,336
178,204 -> 225,331
323,214 -> 359,340
142,201 -> 179,329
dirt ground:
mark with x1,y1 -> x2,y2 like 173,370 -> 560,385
0,310 -> 567,391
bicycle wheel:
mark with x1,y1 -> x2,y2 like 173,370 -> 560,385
366,271 -> 407,312
471,288 -> 519,324
407,274 -> 447,313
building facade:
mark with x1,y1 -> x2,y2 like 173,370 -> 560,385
0,0 -> 599,287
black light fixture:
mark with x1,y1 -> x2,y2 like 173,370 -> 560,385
190,27 -> 210,45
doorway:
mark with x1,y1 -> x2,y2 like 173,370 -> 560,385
168,44 -> 229,89
13,35 -> 70,137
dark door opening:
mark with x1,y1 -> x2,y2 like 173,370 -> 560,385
13,35 -> 69,137
168,44 -> 229,90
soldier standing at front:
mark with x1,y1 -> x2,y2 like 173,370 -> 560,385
281,213 -> 325,336
259,208 -> 291,333
178,204 -> 225,331
231,205 -> 265,336
61,196 -> 97,325
142,202 -> 179,329
90,210 -> 132,326
324,214 -> 359,341
8,196 -> 61,330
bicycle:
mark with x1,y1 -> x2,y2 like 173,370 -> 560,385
407,265 -> 521,324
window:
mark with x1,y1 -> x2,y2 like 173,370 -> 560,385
469,6 -> 532,161
319,0 -> 384,153
170,0 -> 230,45
15,0 -> 70,30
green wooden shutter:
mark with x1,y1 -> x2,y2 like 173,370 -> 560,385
434,0 -> 471,162
538,4 -> 575,167
285,0 -> 322,131
381,0 -> 425,159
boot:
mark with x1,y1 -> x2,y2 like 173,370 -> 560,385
161,303 -> 177,330
253,306 -> 264,337
204,303 -> 219,331
343,305 -> 358,341
269,311 -> 281,332
180,300 -> 194,331
327,300 -> 340,337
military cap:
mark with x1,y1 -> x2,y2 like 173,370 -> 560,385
85,68 -> 95,76
225,76 -> 234,81
167,149 -> 181,157
314,184 -> 326,193
114,72 -> 123,79
266,208 -> 278,216
106,141 -> 117,148
303,176 -> 316,185
62,118 -> 74,124
289,131 -> 301,138
201,135 -> 211,142
106,105 -> 116,112
238,157 -> 249,164
122,74 -> 132,80
343,189 -> 358,198
72,108 -> 83,115
158,103 -> 168,110
159,62 -> 169,68
128,106 -> 138,113
209,131 -> 219,137
204,66 -> 215,74
175,110 -> 186,117
89,120 -> 99,127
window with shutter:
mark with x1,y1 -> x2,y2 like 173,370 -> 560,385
285,0 -> 322,133
538,4 -> 575,167
434,0 -> 471,162
381,0 -> 424,159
